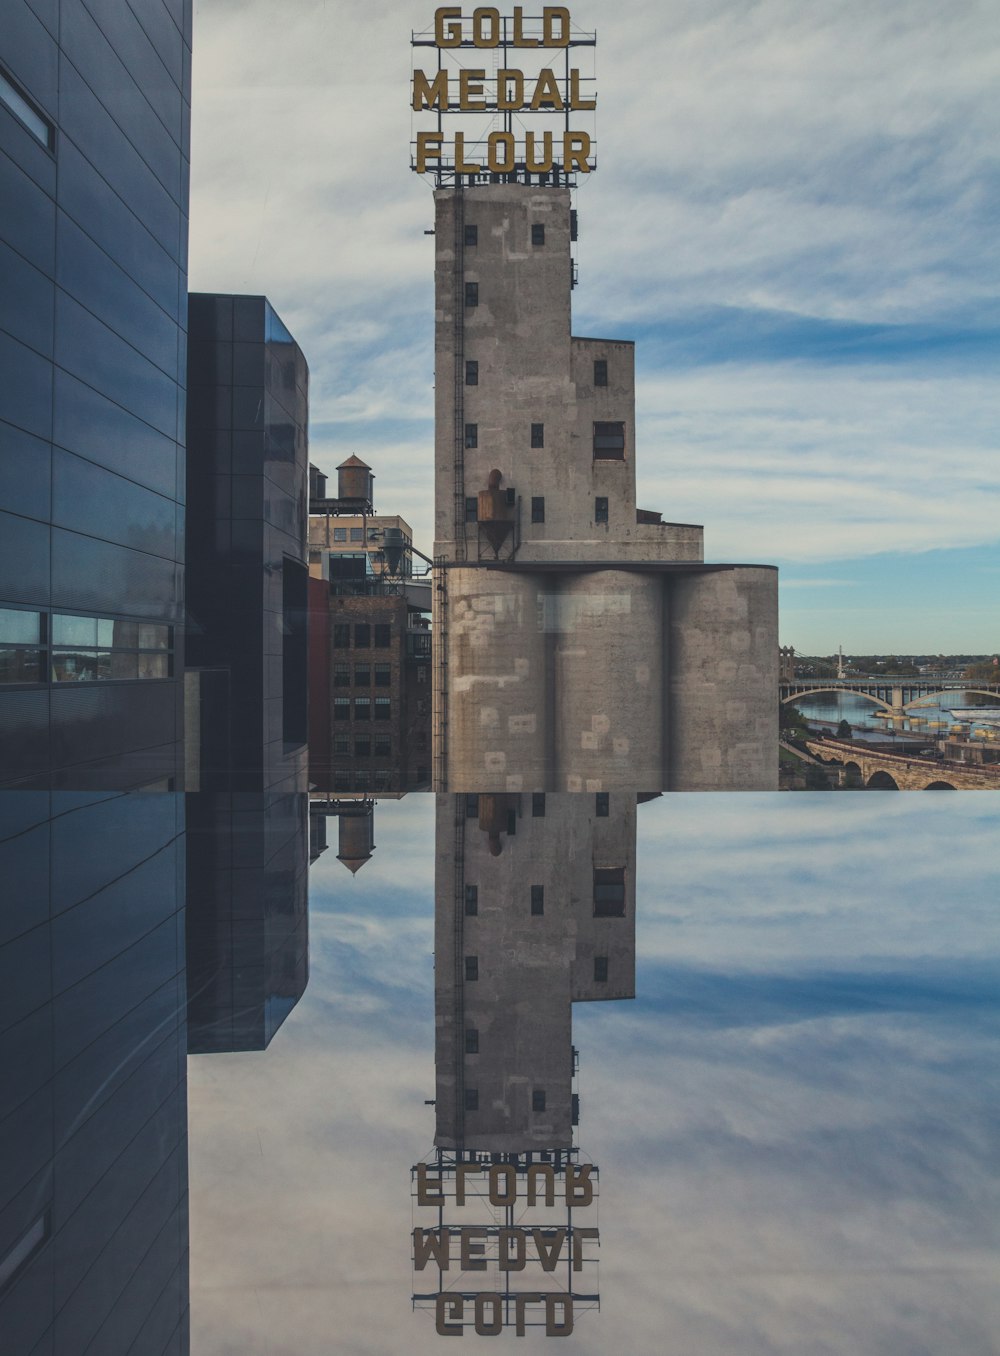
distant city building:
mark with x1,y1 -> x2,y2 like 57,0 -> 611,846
431,184 -> 778,792
307,459 -> 432,795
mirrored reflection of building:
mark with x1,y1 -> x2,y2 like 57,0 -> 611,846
412,791 -> 643,1334
0,791 -> 190,1355
185,792 -> 309,1054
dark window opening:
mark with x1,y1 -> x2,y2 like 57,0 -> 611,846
504,487 -> 515,507
465,281 -> 479,307
532,1089 -> 547,1111
374,734 -> 391,756
531,496 -> 545,524
333,664 -> 350,687
465,1028 -> 480,1054
333,623 -> 351,647
531,884 -> 544,915
354,696 -> 370,721
465,423 -> 478,448
594,359 -> 607,387
465,496 -> 478,523
506,808 -> 517,836
595,496 -> 609,525
570,209 -> 578,241
374,662 -> 391,686
465,1088 -> 479,1110
465,956 -> 479,981
531,223 -> 545,246
465,884 -> 478,915
595,792 -> 609,817
374,696 -> 390,720
571,1093 -> 580,1125
594,421 -> 626,459
594,956 -> 609,982
374,623 -> 391,647
465,224 -> 478,247
530,423 -> 544,448
532,792 -> 546,817
354,663 -> 370,686
466,359 -> 479,385
465,794 -> 479,818
594,866 -> 626,917
354,736 -> 370,757
354,623 -> 370,648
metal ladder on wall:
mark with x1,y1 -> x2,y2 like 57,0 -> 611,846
452,800 -> 466,1142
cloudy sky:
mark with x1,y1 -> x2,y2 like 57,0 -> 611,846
188,0 -> 999,653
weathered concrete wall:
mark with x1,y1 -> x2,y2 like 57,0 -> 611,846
554,572 -> 664,791
668,567 -> 779,790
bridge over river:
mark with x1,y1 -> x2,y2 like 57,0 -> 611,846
781,678 -> 1000,716
805,738 -> 1000,790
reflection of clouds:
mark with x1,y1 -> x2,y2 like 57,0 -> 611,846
574,793 -> 1000,1354
191,793 -> 1000,1354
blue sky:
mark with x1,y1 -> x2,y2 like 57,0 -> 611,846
189,0 -> 999,654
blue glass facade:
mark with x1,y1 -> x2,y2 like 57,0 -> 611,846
0,0 -> 190,792
1,2 -> 192,1350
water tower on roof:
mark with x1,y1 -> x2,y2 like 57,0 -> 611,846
338,455 -> 375,512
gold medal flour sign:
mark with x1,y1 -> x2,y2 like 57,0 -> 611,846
411,6 -> 597,179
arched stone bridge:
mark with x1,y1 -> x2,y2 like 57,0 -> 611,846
805,738 -> 1000,790
780,678 -> 1000,716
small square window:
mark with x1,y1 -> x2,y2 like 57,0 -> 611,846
466,360 -> 479,386
531,496 -> 545,524
532,793 -> 546,817
354,624 -> 370,648
465,496 -> 478,523
333,735 -> 350,755
465,281 -> 479,307
595,496 -> 609,525
464,1088 -> 479,1110
594,956 -> 609,983
374,623 -> 391,647
465,884 -> 478,915
465,955 -> 479,981
532,1089 -> 546,1111
594,866 -> 626,917
594,359 -> 607,386
594,421 -> 625,460
350,527 -> 363,542
465,1028 -> 479,1054
465,423 -> 478,448
531,224 -> 545,246
530,423 -> 544,448
530,884 -> 544,915
595,792 -> 609,817
333,527 -> 347,542
465,224 -> 478,247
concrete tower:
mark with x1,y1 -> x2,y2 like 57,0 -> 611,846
431,184 -> 779,792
